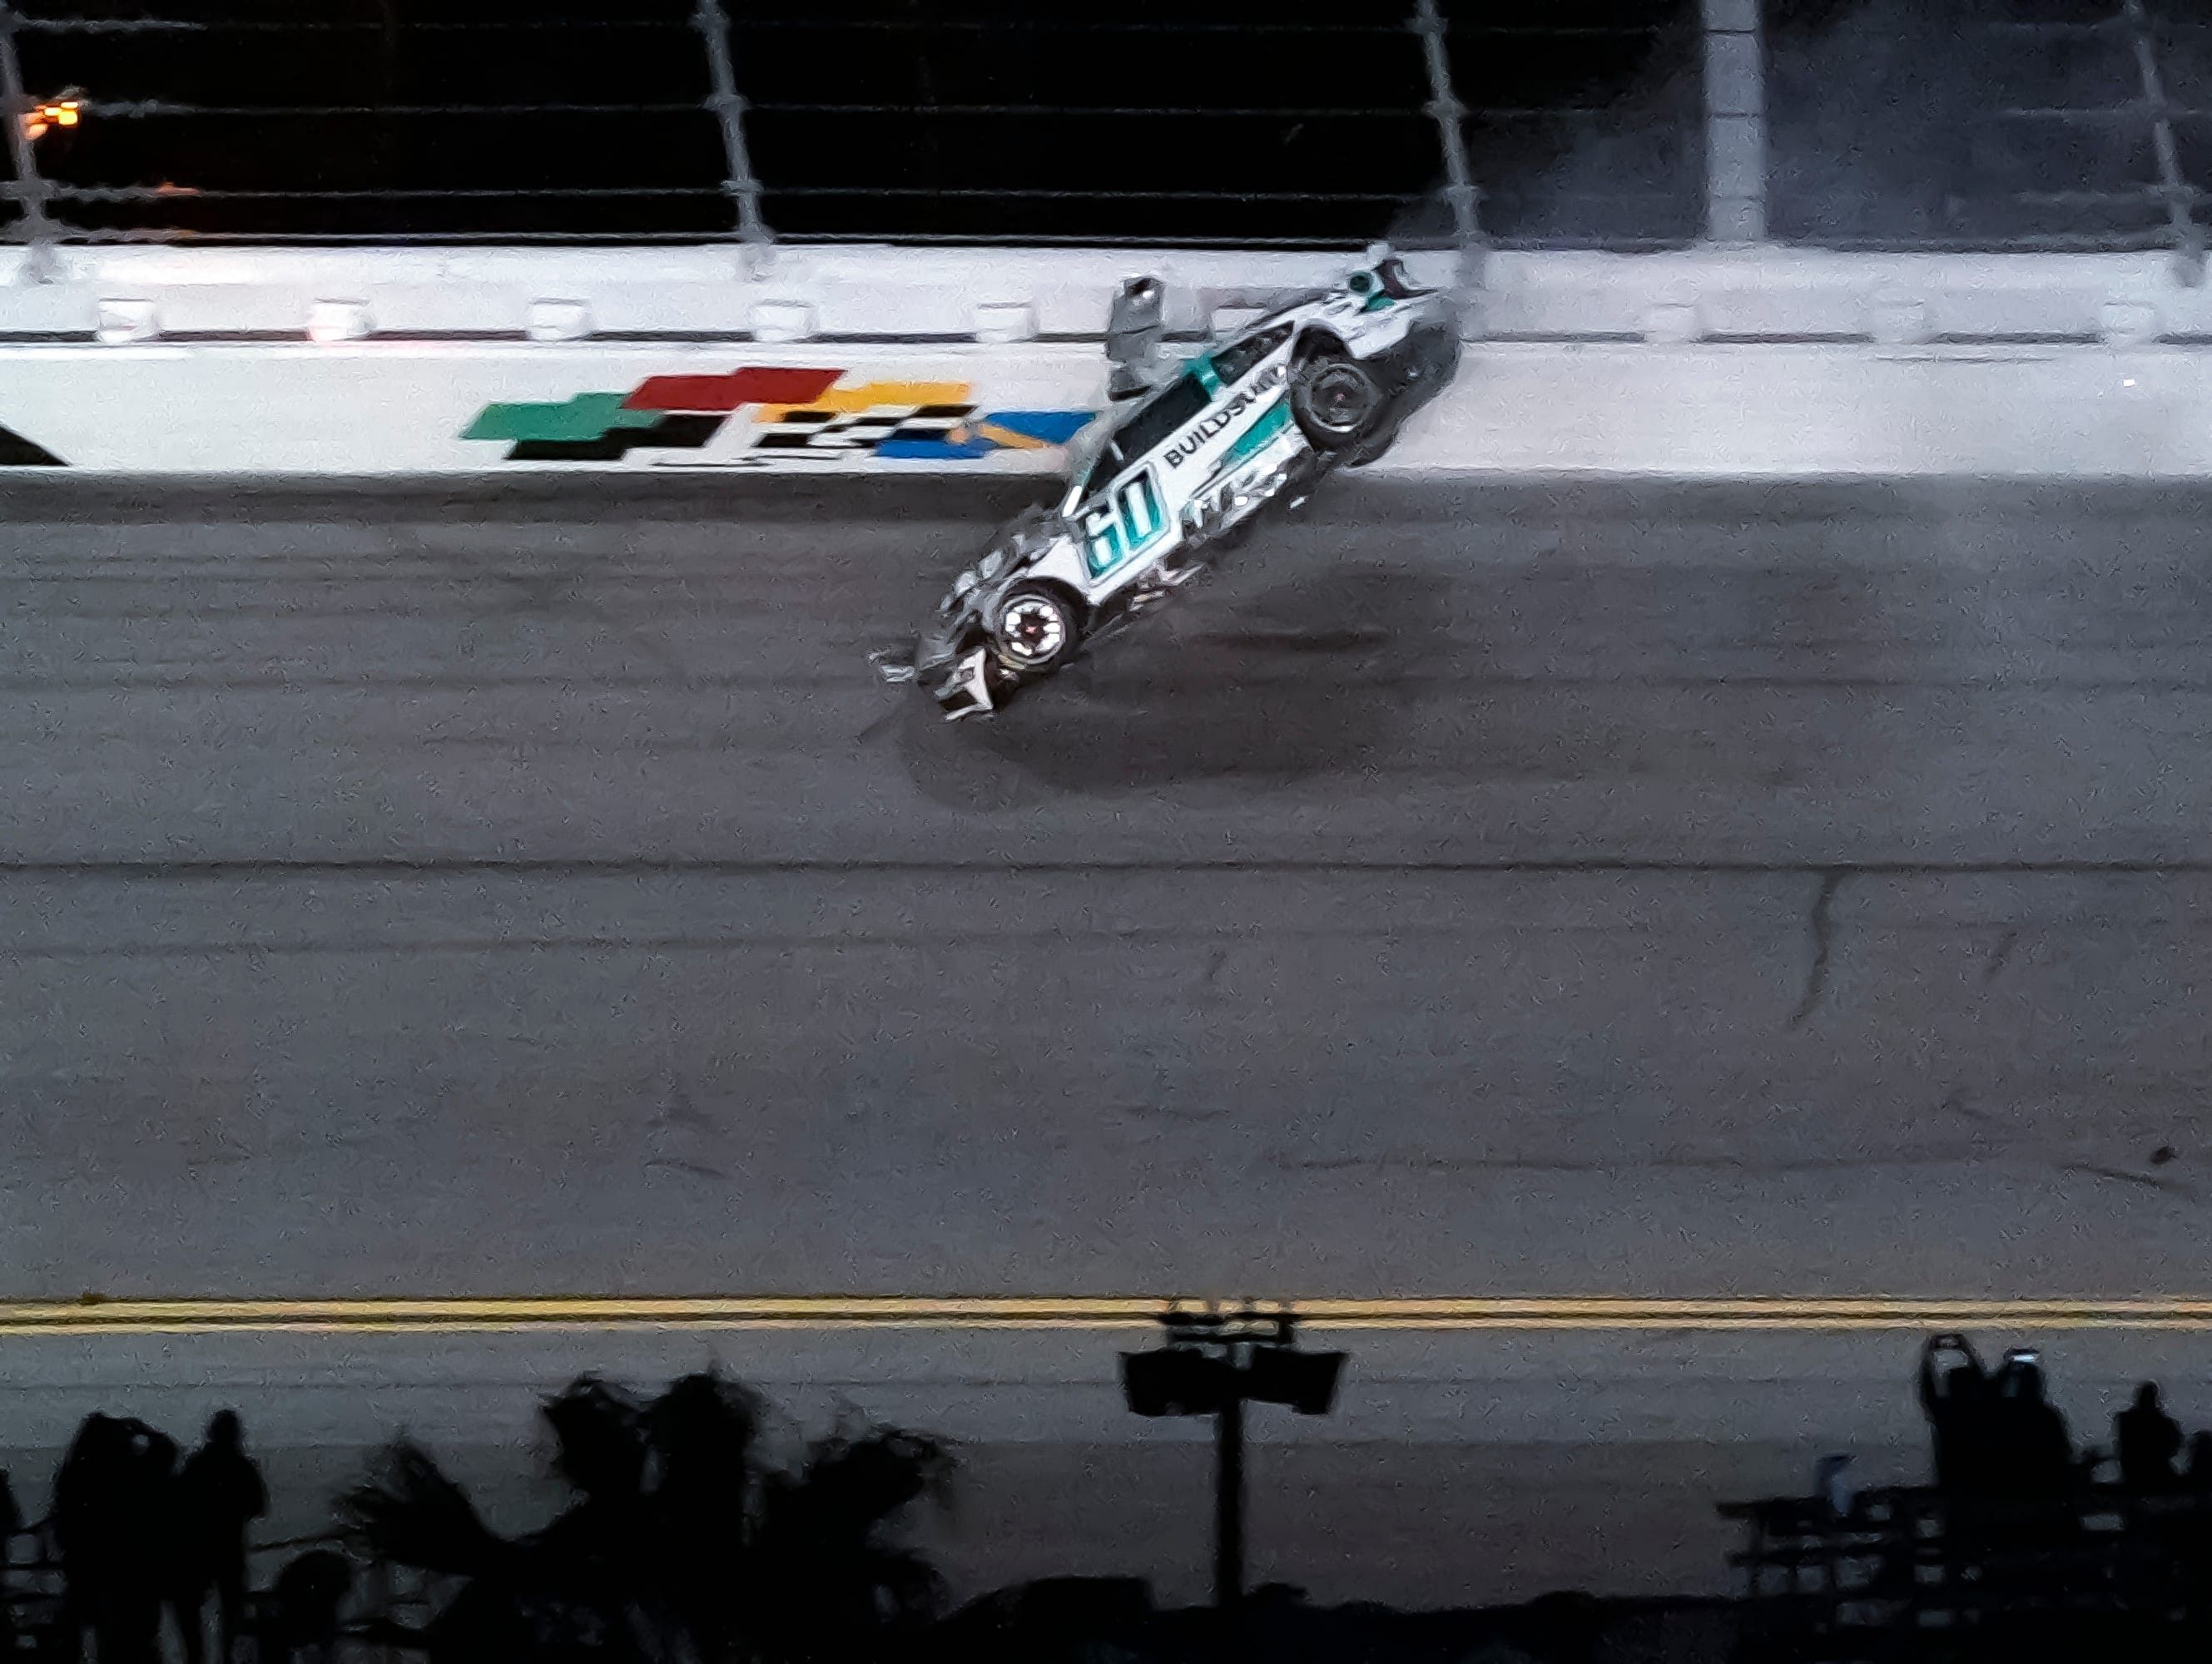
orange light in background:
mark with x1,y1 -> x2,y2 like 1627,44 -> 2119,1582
23,97 -> 83,141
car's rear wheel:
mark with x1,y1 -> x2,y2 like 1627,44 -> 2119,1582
1291,351 -> 1386,449
1343,419 -> 1401,468
990,583 -> 1082,673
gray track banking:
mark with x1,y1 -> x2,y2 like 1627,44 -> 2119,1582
4,477 -> 2212,1300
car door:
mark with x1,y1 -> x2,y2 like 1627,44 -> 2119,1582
1071,372 -> 1212,597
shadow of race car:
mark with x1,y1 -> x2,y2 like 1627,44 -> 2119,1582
876,247 -> 1462,719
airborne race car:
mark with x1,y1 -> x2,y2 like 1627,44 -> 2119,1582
880,250 -> 1461,719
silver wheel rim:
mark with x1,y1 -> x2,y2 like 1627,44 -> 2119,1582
1305,364 -> 1374,434
998,594 -> 1069,666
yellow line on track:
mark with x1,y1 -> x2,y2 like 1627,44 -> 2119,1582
7,1297 -> 2212,1335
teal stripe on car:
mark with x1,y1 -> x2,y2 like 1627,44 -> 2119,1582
1190,356 -> 1224,395
1218,396 -> 1291,469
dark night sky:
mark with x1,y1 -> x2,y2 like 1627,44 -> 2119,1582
7,1 -> 2210,250
9,0 -> 1704,245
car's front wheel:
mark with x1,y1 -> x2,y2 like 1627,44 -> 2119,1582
1291,352 -> 1386,449
990,583 -> 1083,674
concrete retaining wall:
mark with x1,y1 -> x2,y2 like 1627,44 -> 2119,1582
1381,344 -> 2206,478
0,343 -> 1112,474
2,245 -> 2210,478
3,245 -> 2209,344
0,339 -> 2202,478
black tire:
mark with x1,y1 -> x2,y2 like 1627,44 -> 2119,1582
1343,418 -> 1402,468
989,582 -> 1083,674
1290,351 -> 1386,450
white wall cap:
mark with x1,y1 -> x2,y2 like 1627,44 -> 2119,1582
1641,302 -> 1704,344
527,300 -> 593,342
972,301 -> 1038,344
307,300 -> 373,342
2100,300 -> 2162,345
1867,290 -> 1932,344
750,299 -> 816,343
94,298 -> 158,344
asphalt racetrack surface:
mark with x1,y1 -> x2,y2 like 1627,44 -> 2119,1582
5,474 -> 2212,1301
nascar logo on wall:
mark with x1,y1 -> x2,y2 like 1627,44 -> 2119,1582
461,367 -> 1092,466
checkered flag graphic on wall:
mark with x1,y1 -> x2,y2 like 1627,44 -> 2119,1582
752,404 -> 975,451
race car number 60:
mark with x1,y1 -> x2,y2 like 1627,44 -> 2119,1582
1082,468 -> 1166,577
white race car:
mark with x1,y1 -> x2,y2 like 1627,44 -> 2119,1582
880,249 -> 1461,719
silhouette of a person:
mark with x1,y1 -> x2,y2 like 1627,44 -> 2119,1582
107,1421 -> 180,1664
2115,1381 -> 2184,1493
1976,1352 -> 2079,1564
181,1410 -> 268,1664
161,1429 -> 214,1664
1918,1334 -> 1992,1492
1991,1354 -> 2073,1495
53,1413 -> 134,1664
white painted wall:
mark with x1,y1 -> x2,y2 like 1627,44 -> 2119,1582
1383,344 -> 2203,478
0,338 -> 2205,478
3,244 -> 2210,343
0,342 -> 1110,474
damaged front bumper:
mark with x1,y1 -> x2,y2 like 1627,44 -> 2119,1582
925,646 -> 999,719
874,627 -> 1004,720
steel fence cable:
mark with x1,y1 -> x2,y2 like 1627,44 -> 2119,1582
50,185 -> 729,201
754,186 -> 1427,201
1981,18 -> 2128,32
727,17 -> 1403,31
767,230 -> 1446,247
82,102 -> 709,117
747,103 -> 1429,117
728,17 -> 1667,33
2006,186 -> 2209,206
12,15 -> 1415,33
1990,105 -> 2212,121
12,14 -> 687,30
1443,25 -> 1669,34
35,228 -> 1420,246
746,102 -> 1627,119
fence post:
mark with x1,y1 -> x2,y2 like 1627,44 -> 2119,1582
2120,0 -> 2204,287
1410,0 -> 1485,303
692,0 -> 771,258
0,0 -> 60,280
1699,0 -> 1767,244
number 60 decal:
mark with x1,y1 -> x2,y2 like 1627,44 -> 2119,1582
1082,468 -> 1167,577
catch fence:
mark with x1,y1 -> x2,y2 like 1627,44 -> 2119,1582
0,1 -> 2209,273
